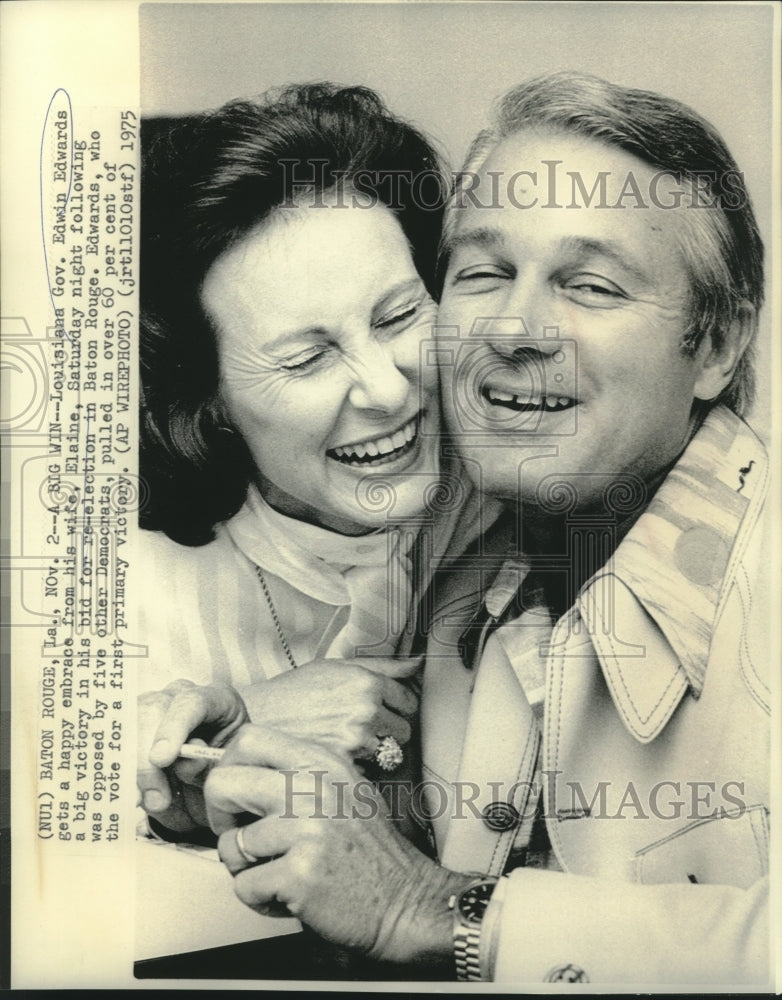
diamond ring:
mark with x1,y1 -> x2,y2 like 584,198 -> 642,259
373,735 -> 404,772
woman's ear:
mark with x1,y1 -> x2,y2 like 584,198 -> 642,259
693,300 -> 756,402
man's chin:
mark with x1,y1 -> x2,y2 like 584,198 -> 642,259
451,443 -> 553,501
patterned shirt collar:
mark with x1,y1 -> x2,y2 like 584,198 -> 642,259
599,406 -> 767,695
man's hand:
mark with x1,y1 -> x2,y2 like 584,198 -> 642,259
137,679 -> 249,832
205,725 -> 470,968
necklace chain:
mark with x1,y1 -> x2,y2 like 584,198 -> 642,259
254,564 -> 298,669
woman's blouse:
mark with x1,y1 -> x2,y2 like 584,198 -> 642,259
137,487 -> 418,694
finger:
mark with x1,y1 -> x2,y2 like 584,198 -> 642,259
137,692 -> 174,813
218,724 -> 344,774
137,768 -> 173,815
171,737 -> 211,785
233,857 -> 296,919
369,706 -> 412,749
379,676 -> 418,717
148,684 -> 234,768
205,762 -> 281,835
206,746 -> 352,836
361,655 -> 423,681
217,816 -> 297,875
162,677 -> 197,695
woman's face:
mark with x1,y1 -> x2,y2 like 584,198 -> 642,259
201,199 -> 441,535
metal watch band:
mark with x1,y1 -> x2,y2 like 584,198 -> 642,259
453,923 -> 483,981
451,876 -> 500,981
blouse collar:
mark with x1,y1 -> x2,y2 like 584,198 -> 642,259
224,486 -> 410,605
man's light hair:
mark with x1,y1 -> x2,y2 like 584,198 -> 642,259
441,72 -> 764,416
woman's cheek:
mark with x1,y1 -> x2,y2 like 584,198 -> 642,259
400,322 -> 436,379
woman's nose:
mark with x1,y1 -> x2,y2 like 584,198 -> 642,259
347,343 -> 411,413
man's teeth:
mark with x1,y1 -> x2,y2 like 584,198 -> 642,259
331,417 -> 417,463
485,388 -> 575,411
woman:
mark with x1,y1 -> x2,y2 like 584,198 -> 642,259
137,84 -> 457,836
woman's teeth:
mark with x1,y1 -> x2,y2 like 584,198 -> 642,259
484,387 -> 576,411
329,417 -> 418,465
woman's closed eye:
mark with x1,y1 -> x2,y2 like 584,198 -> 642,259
278,346 -> 332,373
275,292 -> 432,374
374,296 -> 427,330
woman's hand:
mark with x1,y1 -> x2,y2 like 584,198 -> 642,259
205,725 -> 469,967
241,656 -> 421,762
137,655 -> 419,833
137,679 -> 249,833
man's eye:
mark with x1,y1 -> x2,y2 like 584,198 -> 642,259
447,264 -> 511,296
564,276 -> 625,303
453,264 -> 510,283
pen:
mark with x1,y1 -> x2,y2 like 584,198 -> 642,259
178,743 -> 225,762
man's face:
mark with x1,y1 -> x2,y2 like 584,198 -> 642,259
437,129 -> 716,512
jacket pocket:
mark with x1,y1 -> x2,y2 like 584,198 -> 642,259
634,804 -> 769,889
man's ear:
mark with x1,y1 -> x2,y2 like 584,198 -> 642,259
693,300 -> 756,402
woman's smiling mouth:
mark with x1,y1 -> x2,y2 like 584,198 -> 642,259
327,414 -> 420,467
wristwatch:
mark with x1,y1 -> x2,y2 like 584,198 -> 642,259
448,876 -> 500,981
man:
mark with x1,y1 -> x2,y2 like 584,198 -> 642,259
206,72 -> 771,985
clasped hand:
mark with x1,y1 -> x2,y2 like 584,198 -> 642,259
205,725 -> 466,967
137,656 -> 420,833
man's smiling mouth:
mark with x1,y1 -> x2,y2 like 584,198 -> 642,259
327,414 -> 420,467
482,387 -> 577,412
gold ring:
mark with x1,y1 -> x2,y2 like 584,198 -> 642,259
235,825 -> 258,865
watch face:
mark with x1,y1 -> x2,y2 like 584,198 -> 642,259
458,881 -> 495,924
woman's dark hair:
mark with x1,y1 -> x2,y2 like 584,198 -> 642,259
141,83 -> 448,545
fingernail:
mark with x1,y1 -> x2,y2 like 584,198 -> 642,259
144,790 -> 166,812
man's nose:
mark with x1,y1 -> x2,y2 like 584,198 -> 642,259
347,343 -> 410,413
479,318 -> 565,362
479,277 -> 563,359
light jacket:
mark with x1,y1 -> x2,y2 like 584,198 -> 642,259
421,406 -> 772,985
